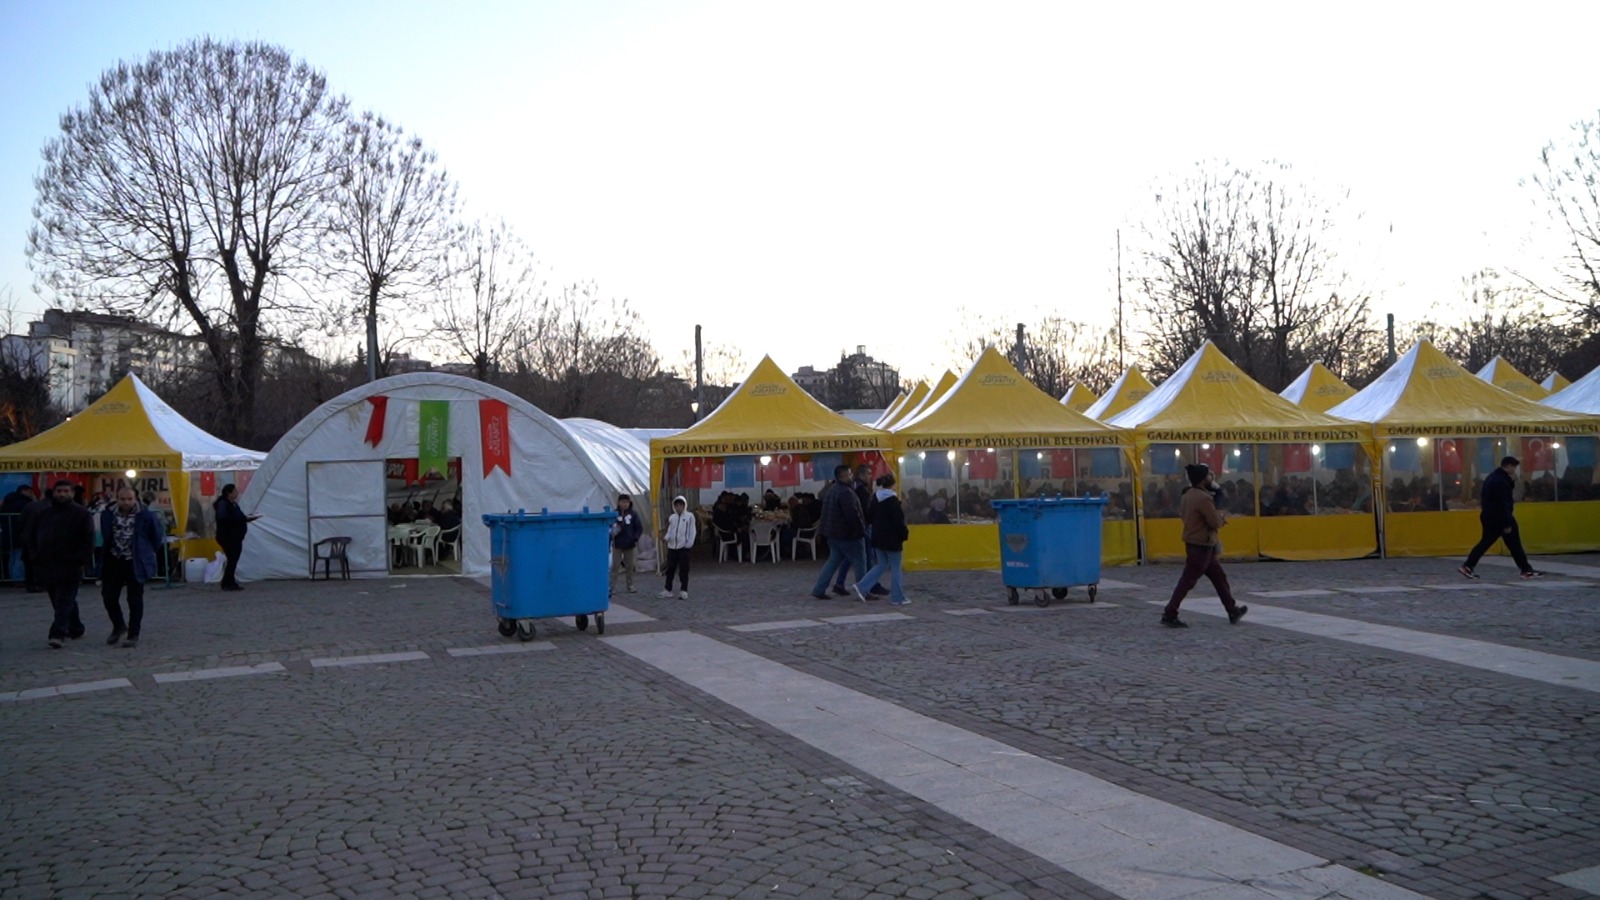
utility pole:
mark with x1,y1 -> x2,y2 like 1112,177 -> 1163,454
1116,229 -> 1124,368
694,324 -> 705,421
1386,313 -> 1396,366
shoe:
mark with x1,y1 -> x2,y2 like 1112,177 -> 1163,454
627,586 -> 637,593
1160,616 -> 1189,628
850,583 -> 867,602
678,590 -> 690,600
1457,565 -> 1478,580
890,598 -> 911,607
1521,570 -> 1545,579
1228,605 -> 1249,625
106,630 -> 125,646
657,589 -> 673,598
869,585 -> 890,596
810,592 -> 828,600
48,637 -> 64,649
831,585 -> 849,596
68,630 -> 85,640
122,637 -> 139,648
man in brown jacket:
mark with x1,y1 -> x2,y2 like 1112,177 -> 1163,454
1161,463 -> 1248,628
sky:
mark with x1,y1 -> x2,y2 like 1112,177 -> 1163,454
2,1 -> 1598,385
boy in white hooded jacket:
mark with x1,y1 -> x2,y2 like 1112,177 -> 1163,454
660,495 -> 697,599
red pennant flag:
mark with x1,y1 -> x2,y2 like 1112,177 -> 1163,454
199,471 -> 216,496
966,449 -> 999,479
365,396 -> 388,447
1050,449 -> 1077,477
1283,443 -> 1312,473
771,453 -> 800,487
479,399 -> 512,477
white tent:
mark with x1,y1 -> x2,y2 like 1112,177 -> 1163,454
239,373 -> 647,580
1544,365 -> 1600,414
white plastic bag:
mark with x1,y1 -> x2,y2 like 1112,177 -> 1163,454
203,551 -> 226,584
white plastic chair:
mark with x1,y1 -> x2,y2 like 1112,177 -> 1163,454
437,525 -> 461,561
406,525 -> 442,567
791,524 -> 819,561
749,521 -> 780,564
714,526 -> 741,562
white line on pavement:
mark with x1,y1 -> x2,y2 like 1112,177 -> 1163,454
819,613 -> 913,625
603,630 -> 1423,900
728,619 -> 829,633
0,678 -> 133,702
446,643 -> 556,657
309,651 -> 430,668
154,663 -> 287,683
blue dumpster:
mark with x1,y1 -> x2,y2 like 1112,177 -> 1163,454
482,508 -> 613,640
990,496 -> 1107,606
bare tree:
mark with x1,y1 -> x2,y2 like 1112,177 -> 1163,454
0,292 -> 63,442
956,312 -> 1120,396
1529,113 -> 1600,328
28,39 -> 348,442
327,112 -> 460,382
508,282 -> 661,422
433,219 -> 545,382
1130,161 -> 1376,389
1428,269 -> 1582,378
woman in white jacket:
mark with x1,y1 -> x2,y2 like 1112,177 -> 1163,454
659,495 -> 697,599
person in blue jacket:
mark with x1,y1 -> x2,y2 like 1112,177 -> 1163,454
99,486 -> 166,648
610,493 -> 644,594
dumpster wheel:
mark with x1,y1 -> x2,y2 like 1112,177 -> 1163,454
596,612 -> 606,635
516,619 -> 536,642
1051,587 -> 1070,600
1034,589 -> 1050,608
576,614 -> 589,631
1088,584 -> 1098,602
497,618 -> 516,637
1007,587 -> 1019,606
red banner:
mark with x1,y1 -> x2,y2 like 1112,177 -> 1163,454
1524,438 -> 1553,471
682,457 -> 713,490
770,453 -> 800,487
1196,444 -> 1225,472
1050,449 -> 1077,477
199,471 -> 216,496
365,396 -> 388,447
1282,443 -> 1312,473
855,450 -> 891,481
966,449 -> 999,480
479,399 -> 512,477
1437,439 -> 1463,475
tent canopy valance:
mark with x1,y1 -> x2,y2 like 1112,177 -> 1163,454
0,374 -> 264,473
649,356 -> 888,458
1329,341 -> 1600,437
892,348 -> 1128,449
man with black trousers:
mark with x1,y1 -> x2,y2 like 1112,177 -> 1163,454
28,479 -> 95,648
99,486 -> 166,648
1459,455 -> 1544,580
213,484 -> 259,592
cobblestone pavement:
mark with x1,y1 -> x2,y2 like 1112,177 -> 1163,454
1,552 -> 1597,898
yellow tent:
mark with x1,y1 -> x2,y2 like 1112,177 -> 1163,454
1107,343 -> 1375,562
1059,382 -> 1099,414
870,390 -> 912,429
1083,366 -> 1156,420
0,374 -> 264,556
889,348 -> 1134,570
1329,340 -> 1600,557
1542,372 -> 1571,392
1476,356 -> 1549,400
1279,362 -> 1356,412
885,371 -> 956,428
648,356 -> 891,540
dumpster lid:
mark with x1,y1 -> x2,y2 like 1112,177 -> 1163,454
482,506 -> 615,525
990,495 -> 1108,508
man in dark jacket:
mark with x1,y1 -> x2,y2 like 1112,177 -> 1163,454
1459,455 -> 1543,579
810,465 -> 869,599
17,487 -> 49,592
213,483 -> 259,591
610,493 -> 644,594
831,463 -> 888,597
99,486 -> 166,648
1,484 -> 34,582
28,479 -> 95,648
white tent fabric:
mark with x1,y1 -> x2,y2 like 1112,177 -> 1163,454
128,376 -> 267,470
1543,365 -> 1600,414
560,418 -> 651,499
239,373 -> 642,580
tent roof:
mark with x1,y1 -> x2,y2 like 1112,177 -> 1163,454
1059,382 -> 1099,414
889,371 -> 957,427
1543,364 -> 1600,414
0,373 -> 264,473
1328,340 -> 1599,436
875,382 -> 929,428
1542,372 -> 1572,392
560,418 -> 651,498
650,356 -> 887,456
1279,362 -> 1356,412
1107,343 -> 1364,441
892,348 -> 1126,448
870,391 -> 910,428
1083,366 -> 1155,420
1475,355 -> 1549,400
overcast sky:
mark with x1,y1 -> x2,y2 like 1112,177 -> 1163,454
2,1 -> 1596,383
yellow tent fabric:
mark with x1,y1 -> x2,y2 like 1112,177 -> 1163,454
888,371 -> 956,427
1542,372 -> 1571,392
894,348 -> 1127,448
1059,382 -> 1099,414
1108,343 -> 1373,562
870,391 -> 911,429
1083,366 -> 1155,420
1279,362 -> 1356,412
1476,356 -> 1549,401
876,382 -> 929,428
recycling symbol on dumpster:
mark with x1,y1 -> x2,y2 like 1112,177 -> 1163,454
1004,533 -> 1027,553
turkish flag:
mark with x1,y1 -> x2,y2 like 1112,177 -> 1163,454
1196,444 -> 1225,472
1050,449 -> 1077,477
856,450 -> 891,481
1436,439 -> 1462,475
967,449 -> 999,479
1524,438 -> 1554,471
1282,443 -> 1312,473
479,399 -> 512,476
771,453 -> 800,487
710,459 -> 725,483
682,457 -> 712,489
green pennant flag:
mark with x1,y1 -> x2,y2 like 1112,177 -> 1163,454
418,400 -> 450,478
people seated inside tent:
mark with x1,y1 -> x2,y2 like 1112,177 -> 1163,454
926,495 -> 951,524
762,489 -> 783,511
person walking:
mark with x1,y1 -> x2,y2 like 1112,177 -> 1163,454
213,484 -> 259,592
609,493 -> 644,595
659,495 -> 697,599
1161,463 -> 1248,628
851,473 -> 911,605
99,486 -> 165,648
831,462 -> 889,596
810,465 -> 869,600
17,486 -> 49,592
27,479 -> 95,648
1459,455 -> 1544,580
